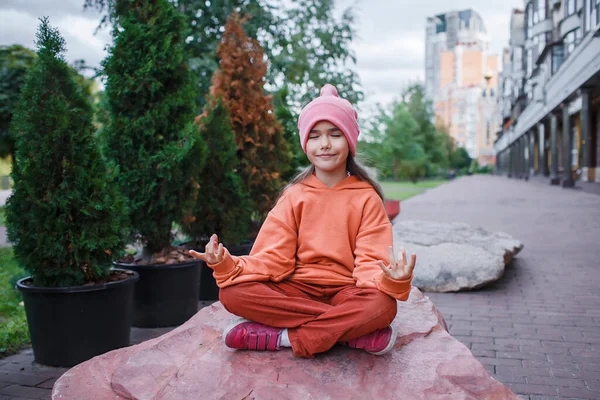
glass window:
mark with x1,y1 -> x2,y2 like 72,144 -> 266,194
551,45 -> 564,74
533,0 -> 547,23
585,0 -> 592,31
538,0 -> 547,20
527,4 -> 533,40
566,0 -> 577,16
538,34 -> 546,56
504,78 -> 512,96
513,47 -> 523,72
564,31 -> 573,56
526,49 -> 533,76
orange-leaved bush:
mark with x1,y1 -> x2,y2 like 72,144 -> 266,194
211,12 -> 292,223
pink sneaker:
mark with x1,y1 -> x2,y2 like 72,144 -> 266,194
339,326 -> 397,355
222,318 -> 283,351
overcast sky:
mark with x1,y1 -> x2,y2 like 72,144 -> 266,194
1,0 -> 523,114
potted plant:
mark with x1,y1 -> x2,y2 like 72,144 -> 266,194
102,0 -> 206,327
5,18 -> 137,367
184,96 -> 252,300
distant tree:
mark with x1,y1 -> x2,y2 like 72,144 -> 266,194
1,45 -> 98,162
450,147 -> 472,171
401,83 -> 449,176
84,0 -> 362,111
381,102 -> 426,182
268,0 -> 362,108
85,0 -> 273,112
0,45 -> 36,161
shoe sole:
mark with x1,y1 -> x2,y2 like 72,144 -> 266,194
222,317 -> 251,350
370,325 -> 398,356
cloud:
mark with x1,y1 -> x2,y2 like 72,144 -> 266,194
57,15 -> 112,67
0,9 -> 39,49
335,0 -> 523,110
0,5 -> 111,76
2,0 -> 86,19
353,34 -> 425,71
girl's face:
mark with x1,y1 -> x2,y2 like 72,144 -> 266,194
305,120 -> 349,175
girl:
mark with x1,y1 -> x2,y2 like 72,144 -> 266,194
190,84 -> 416,358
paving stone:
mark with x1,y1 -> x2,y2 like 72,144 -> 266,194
556,387 -> 600,399
526,375 -> 586,388
585,379 -> 600,390
35,378 -> 56,390
0,372 -> 49,387
0,384 -> 50,399
506,383 -> 559,396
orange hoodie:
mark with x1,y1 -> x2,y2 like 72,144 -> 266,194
208,174 -> 413,301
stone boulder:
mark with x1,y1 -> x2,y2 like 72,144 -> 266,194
393,220 -> 523,292
53,288 -> 517,400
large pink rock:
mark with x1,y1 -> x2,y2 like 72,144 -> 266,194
53,288 -> 517,399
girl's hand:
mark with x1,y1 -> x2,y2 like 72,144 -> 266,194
377,246 -> 416,281
189,234 -> 225,265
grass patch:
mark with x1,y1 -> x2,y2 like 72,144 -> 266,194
0,157 -> 12,190
380,179 -> 447,201
0,247 -> 30,356
0,157 -> 11,176
0,207 -> 5,227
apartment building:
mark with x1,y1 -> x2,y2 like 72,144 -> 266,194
495,0 -> 600,185
426,9 -> 501,166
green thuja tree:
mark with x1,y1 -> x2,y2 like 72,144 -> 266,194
102,0 -> 205,258
5,18 -> 127,287
183,96 -> 251,246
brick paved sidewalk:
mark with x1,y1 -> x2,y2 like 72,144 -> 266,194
2,175 -> 599,399
401,175 -> 600,400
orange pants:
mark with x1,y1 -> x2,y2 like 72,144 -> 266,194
218,280 -> 397,358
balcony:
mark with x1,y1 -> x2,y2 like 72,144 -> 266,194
531,19 -> 553,37
510,94 -> 528,122
559,13 -> 581,37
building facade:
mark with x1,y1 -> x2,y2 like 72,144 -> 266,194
495,0 -> 600,185
426,9 -> 501,166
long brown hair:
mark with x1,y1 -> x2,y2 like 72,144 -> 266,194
281,153 -> 385,202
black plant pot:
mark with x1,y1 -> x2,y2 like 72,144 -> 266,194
16,268 -> 139,367
114,259 -> 201,328
196,241 -> 254,301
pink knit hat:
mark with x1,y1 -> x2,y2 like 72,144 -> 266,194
298,84 -> 360,155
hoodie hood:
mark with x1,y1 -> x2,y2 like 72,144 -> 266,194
300,174 -> 374,191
